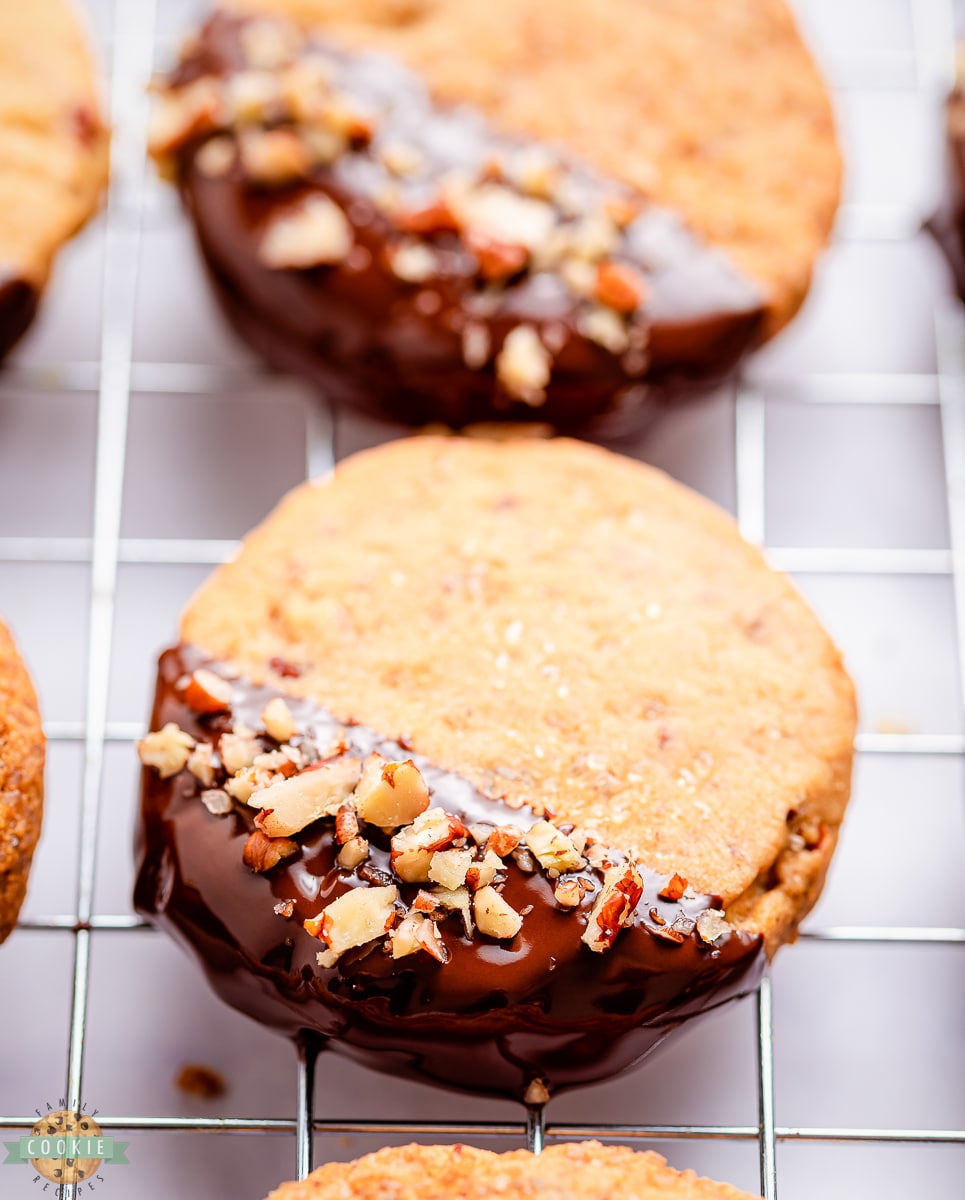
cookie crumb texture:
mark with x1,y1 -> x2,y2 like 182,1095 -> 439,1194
0,0 -> 109,356
182,437 -> 856,953
0,621 -> 45,944
224,0 -> 841,333
266,1143 -> 761,1200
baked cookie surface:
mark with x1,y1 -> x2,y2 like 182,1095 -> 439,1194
222,0 -> 841,333
180,437 -> 855,930
0,0 -> 109,359
0,621 -> 45,944
135,438 -> 855,1098
265,1142 -> 760,1200
149,0 -> 838,427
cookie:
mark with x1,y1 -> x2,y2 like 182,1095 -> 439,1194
931,50 -> 965,296
265,1143 -> 760,1200
134,437 -> 855,1100
0,0 -> 109,360
0,620 -> 45,944
148,2 -> 838,428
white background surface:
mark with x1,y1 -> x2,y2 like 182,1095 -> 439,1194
1,1 -> 964,1197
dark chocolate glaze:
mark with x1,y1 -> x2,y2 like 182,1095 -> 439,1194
0,274 -> 39,362
163,14 -> 766,430
134,645 -> 764,1101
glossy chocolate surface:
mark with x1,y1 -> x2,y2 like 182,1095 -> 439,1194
160,14 -> 765,430
134,645 -> 764,1101
0,274 -> 38,362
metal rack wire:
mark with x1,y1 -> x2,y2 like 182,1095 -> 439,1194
1,0 -> 965,1197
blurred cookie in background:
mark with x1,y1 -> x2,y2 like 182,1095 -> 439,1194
0,619 -> 45,944
0,0 -> 109,361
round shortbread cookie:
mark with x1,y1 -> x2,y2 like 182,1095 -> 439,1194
0,0 -> 109,359
135,438 -> 855,1099
223,0 -> 841,334
265,1143 -> 760,1200
0,620 -> 45,944
181,437 -> 855,946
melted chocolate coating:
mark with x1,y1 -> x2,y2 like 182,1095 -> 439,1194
163,14 -> 766,430
134,646 -> 764,1101
0,274 -> 38,362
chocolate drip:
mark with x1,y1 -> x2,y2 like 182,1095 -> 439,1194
0,274 -> 38,362
134,645 -> 764,1101
160,13 -> 766,430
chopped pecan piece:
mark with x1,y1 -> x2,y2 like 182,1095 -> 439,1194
473,885 -> 523,940
465,848 -> 503,891
260,195 -> 353,269
553,879 -> 584,909
251,756 -> 362,837
390,912 -> 450,963
432,885 -> 474,937
594,261 -> 646,313
388,240 -> 438,283
240,128 -> 310,186
242,830 -> 298,873
200,788 -> 233,816
466,232 -> 528,281
526,820 -> 585,873
659,873 -> 688,902
394,199 -> 459,235
487,825 -> 522,858
695,909 -> 731,944
262,696 -> 296,743
412,890 -> 442,914
219,730 -> 261,775
335,805 -> 360,845
353,754 -> 430,828
427,847 -> 473,890
182,668 -> 233,714
336,836 -> 369,870
304,885 -> 398,960
137,723 -> 195,779
496,326 -> 551,405
187,742 -> 216,786
581,861 -> 643,953
391,808 -> 468,883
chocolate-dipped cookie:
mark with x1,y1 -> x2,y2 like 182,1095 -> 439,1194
148,2 -> 839,427
265,1142 -> 761,1200
0,621 -> 45,943
134,438 -> 855,1102
0,0 -> 109,360
931,48 -> 965,297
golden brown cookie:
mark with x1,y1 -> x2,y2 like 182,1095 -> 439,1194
0,0 -> 109,359
181,437 -> 855,940
135,438 -> 855,1100
265,1143 -> 760,1200
147,1 -> 838,428
223,0 -> 841,334
0,620 -> 45,944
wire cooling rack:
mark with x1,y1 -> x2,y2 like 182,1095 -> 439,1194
1,0 -> 964,1197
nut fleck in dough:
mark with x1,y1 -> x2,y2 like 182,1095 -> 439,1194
182,436 -> 856,955
223,0 -> 841,334
0,620 -> 45,944
266,1142 -> 761,1200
